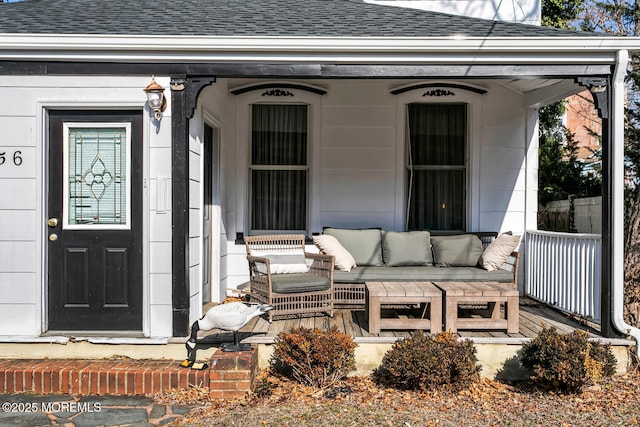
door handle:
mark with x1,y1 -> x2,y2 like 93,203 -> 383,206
49,233 -> 58,242
47,218 -> 58,228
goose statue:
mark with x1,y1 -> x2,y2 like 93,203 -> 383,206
181,301 -> 273,369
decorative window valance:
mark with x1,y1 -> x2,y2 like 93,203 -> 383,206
390,82 -> 487,96
231,82 -> 327,96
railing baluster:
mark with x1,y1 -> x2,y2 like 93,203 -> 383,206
525,230 -> 601,324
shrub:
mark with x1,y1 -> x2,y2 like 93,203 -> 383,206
375,331 -> 481,392
521,326 -> 616,391
270,326 -> 356,390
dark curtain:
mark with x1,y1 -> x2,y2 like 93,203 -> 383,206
409,170 -> 466,231
407,103 -> 466,231
251,104 -> 308,231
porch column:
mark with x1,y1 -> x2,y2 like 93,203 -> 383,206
600,84 -> 614,338
170,75 -> 216,337
580,71 -> 622,337
578,75 -> 614,337
171,74 -> 190,337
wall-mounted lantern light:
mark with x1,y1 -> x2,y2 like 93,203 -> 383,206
144,76 -> 166,121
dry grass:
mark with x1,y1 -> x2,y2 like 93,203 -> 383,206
163,369 -> 640,427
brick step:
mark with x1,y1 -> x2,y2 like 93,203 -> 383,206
0,348 -> 258,399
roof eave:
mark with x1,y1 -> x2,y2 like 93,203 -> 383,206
0,34 -> 638,64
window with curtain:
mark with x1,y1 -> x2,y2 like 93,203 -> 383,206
250,104 -> 308,232
406,103 -> 467,231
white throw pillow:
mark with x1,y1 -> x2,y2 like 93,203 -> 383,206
250,249 -> 309,274
480,233 -> 521,271
312,235 -> 357,272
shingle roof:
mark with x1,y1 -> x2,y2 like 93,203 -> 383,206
0,0 -> 597,38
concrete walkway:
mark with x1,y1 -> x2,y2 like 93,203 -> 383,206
0,393 -> 196,427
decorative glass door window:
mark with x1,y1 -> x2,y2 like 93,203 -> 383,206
63,123 -> 131,229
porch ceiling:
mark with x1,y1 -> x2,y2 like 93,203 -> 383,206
504,78 -> 565,93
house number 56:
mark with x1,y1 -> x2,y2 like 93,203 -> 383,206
0,151 -> 23,166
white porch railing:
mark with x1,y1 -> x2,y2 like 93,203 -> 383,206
525,230 -> 601,323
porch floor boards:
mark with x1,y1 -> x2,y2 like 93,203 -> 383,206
218,298 -> 615,345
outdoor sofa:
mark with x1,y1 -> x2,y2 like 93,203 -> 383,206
242,229 -> 520,322
312,228 -> 520,306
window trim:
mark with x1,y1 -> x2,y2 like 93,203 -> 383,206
234,85 -> 323,237
248,103 -> 310,234
406,102 -> 468,232
393,83 -> 484,232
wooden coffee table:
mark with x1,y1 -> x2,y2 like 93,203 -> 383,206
365,281 -> 442,334
433,281 -> 519,334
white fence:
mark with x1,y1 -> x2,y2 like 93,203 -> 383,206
525,230 -> 601,323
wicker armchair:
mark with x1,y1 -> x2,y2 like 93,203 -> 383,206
244,234 -> 334,322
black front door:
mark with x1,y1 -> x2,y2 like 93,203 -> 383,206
47,110 -> 143,331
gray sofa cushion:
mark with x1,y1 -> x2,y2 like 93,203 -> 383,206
324,228 -> 383,266
382,230 -> 433,266
332,266 -> 514,284
431,234 -> 484,267
270,273 -> 331,294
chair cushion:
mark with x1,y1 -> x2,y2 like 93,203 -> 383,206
323,227 -> 383,266
382,230 -> 433,266
270,273 -> 331,294
430,234 -> 484,267
251,249 -> 309,274
480,233 -> 521,271
312,234 -> 357,271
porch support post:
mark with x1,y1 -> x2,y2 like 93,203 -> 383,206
577,75 -> 614,336
170,75 -> 216,337
600,82 -> 614,338
171,74 -> 190,337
